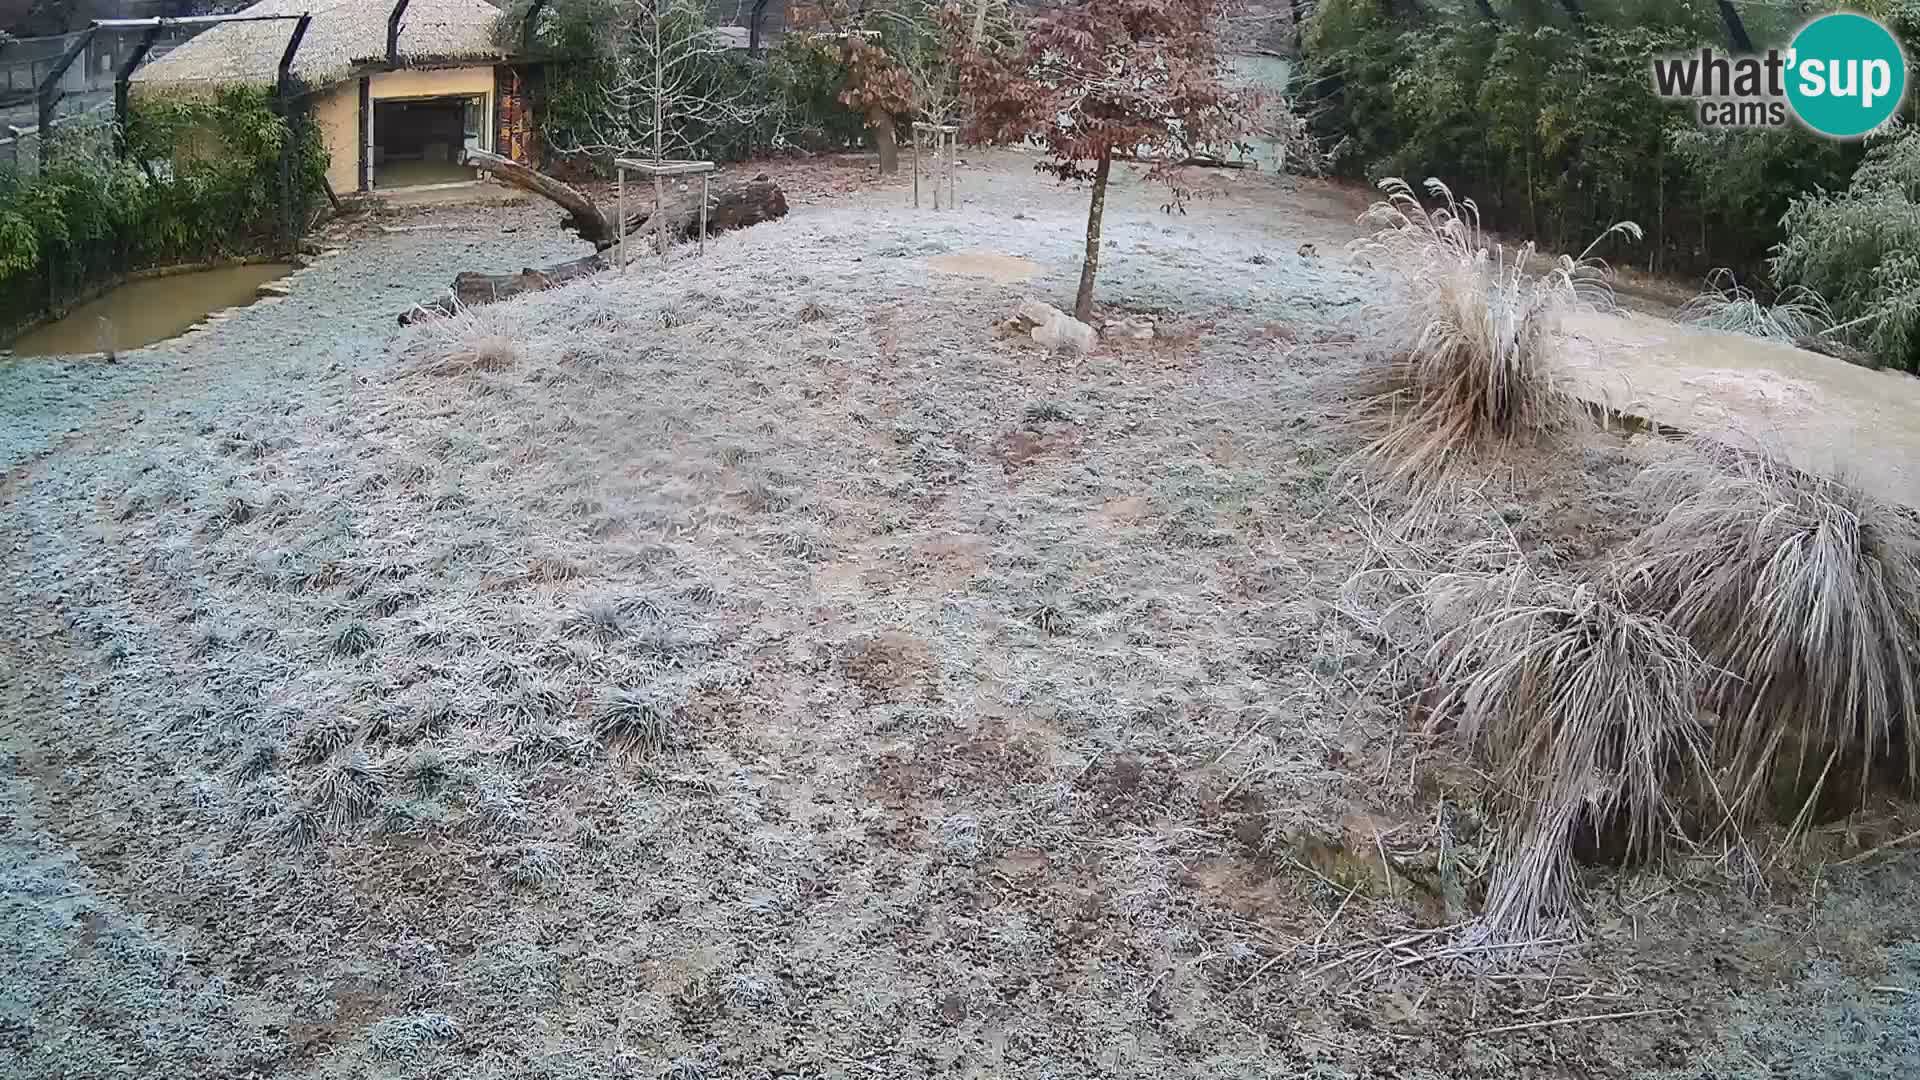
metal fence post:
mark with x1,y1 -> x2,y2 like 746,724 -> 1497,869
35,27 -> 96,170
276,14 -> 313,252
115,26 -> 164,159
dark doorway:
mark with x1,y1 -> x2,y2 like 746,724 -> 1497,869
372,95 -> 481,189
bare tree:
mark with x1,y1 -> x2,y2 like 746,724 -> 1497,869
547,0 -> 769,252
598,0 -> 766,160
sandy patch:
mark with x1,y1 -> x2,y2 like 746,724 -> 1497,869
926,251 -> 1041,283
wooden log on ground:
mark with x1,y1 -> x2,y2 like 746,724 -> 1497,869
397,160 -> 790,324
464,147 -> 613,247
619,178 -> 790,244
399,252 -> 606,324
464,149 -> 789,250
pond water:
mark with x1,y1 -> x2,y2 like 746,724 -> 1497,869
7,263 -> 294,357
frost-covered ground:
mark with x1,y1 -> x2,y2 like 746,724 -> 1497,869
2,155 -> 1916,1079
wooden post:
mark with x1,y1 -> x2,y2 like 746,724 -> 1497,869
616,162 -> 625,272
947,129 -> 955,210
698,174 -> 708,256
912,124 -> 919,209
387,0 -> 412,63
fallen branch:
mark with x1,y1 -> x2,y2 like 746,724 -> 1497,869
1465,1007 -> 1676,1039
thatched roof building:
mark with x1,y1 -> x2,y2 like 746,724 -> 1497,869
132,0 -> 510,93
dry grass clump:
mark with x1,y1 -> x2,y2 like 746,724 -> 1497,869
591,686 -> 678,754
1616,439 -> 1920,817
1679,268 -> 1835,343
401,306 -> 523,377
1421,562 -> 1708,937
1354,177 -> 1638,486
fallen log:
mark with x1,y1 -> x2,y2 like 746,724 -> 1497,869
464,148 -> 613,247
400,252 -> 607,324
465,149 -> 790,250
617,178 -> 790,246
398,156 -> 791,324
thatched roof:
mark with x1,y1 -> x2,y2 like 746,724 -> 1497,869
132,0 -> 509,94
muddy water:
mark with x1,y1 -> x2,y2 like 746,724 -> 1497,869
8,264 -> 294,357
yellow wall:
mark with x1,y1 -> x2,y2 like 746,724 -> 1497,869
313,81 -> 359,194
371,67 -> 494,101
308,66 -> 498,193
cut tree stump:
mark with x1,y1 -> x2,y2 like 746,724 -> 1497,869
399,158 -> 791,323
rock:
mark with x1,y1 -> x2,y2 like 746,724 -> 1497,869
257,281 -> 292,298
1017,299 -> 1096,354
1102,316 -> 1155,342
1297,242 -> 1318,259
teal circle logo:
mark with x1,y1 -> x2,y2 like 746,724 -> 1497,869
1786,13 -> 1907,138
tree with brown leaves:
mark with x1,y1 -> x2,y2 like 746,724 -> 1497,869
961,0 -> 1251,321
839,31 -> 914,175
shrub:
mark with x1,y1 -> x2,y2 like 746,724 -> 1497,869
1422,562 -> 1708,937
1773,126 -> 1920,372
1353,176 -> 1636,486
0,86 -> 325,335
1679,268 -> 1834,343
1616,439 -> 1920,820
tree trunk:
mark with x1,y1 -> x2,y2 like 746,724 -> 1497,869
464,148 -> 612,247
870,108 -> 899,175
621,179 -> 790,243
750,0 -> 770,56
653,26 -> 667,263
970,0 -> 992,46
1074,150 -> 1112,323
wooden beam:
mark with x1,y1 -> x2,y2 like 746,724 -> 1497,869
277,13 -> 312,98
388,0 -> 412,64
278,14 -> 314,250
93,13 -> 311,28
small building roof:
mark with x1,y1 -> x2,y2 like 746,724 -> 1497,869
132,0 -> 509,94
